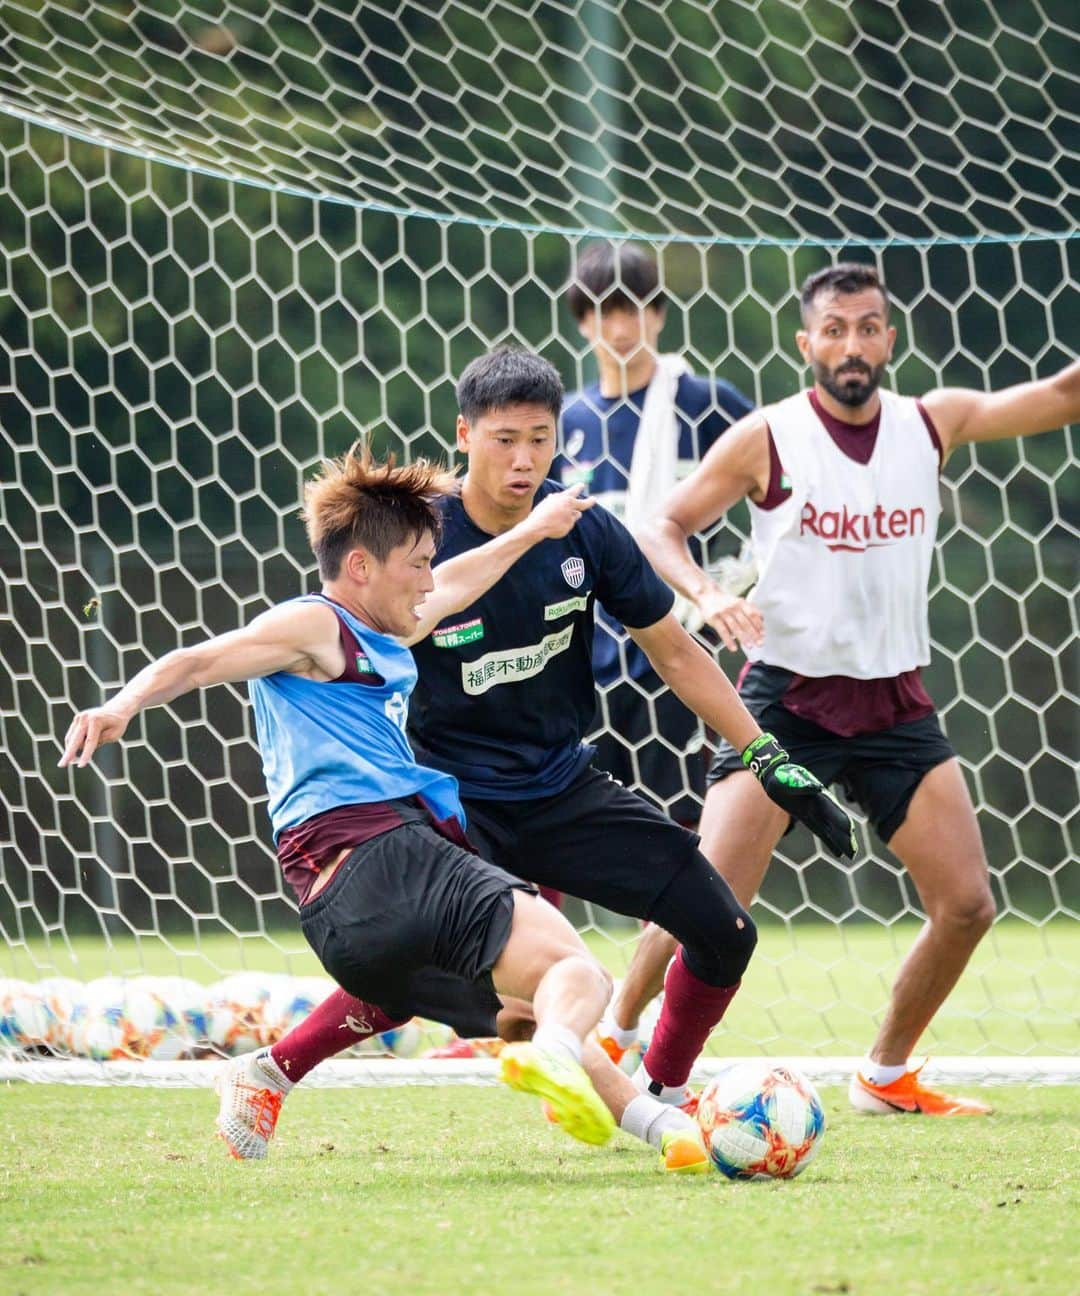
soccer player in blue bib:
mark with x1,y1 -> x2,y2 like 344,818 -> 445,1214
227,348 -> 855,1169
60,444 -> 624,1155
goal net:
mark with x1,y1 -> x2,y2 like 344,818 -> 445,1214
1,1 -> 1076,1086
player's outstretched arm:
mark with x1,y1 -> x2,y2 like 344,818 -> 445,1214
628,613 -> 856,858
401,483 -> 595,646
59,601 -> 339,768
639,412 -> 769,652
926,356 -> 1080,458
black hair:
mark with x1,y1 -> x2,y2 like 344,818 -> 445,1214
799,262 -> 890,322
456,346 -> 564,423
566,240 -> 665,321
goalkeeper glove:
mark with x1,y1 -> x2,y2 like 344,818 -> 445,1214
742,732 -> 857,860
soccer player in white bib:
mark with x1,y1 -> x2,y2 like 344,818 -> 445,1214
607,262 -> 1080,1116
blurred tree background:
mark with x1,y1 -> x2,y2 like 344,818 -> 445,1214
0,0 -> 1076,942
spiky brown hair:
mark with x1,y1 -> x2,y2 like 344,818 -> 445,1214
301,442 -> 458,579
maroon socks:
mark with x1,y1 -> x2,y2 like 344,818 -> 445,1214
270,987 -> 406,1083
642,949 -> 740,1089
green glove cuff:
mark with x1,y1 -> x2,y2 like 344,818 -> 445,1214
741,732 -> 786,779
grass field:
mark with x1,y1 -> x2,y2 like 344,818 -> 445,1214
2,1082 -> 1078,1296
3,919 -> 1078,1293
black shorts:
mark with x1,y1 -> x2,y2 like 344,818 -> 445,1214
707,664 -> 955,843
463,765 -> 702,921
589,675 -> 707,824
299,822 -> 533,1039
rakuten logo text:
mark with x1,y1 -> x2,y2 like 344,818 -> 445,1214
800,502 -> 926,551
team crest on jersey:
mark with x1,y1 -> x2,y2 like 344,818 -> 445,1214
561,556 -> 585,588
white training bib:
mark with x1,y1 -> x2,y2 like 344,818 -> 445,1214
746,389 -> 940,679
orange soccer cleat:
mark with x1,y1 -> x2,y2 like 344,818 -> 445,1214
849,1060 -> 992,1116
660,1127 -> 710,1174
596,1032 -> 629,1066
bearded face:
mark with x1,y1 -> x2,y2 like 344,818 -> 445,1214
798,286 -> 895,412
812,354 -> 887,407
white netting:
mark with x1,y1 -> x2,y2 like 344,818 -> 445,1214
0,1 -> 1077,1082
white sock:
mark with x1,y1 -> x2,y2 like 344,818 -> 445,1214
597,1014 -> 638,1050
860,1056 -> 908,1087
631,1060 -> 693,1107
532,1022 -> 583,1066
253,1048 -> 293,1092
620,1093 -> 696,1151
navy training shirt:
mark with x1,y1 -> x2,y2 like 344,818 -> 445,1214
555,372 -> 753,684
408,482 -> 675,801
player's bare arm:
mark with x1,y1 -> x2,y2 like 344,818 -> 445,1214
401,483 -> 595,646
627,612 -> 761,751
925,356 -> 1080,459
59,600 -> 342,768
628,612 -> 856,859
639,411 -> 771,651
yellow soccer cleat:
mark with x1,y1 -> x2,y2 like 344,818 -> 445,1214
660,1127 -> 711,1174
499,1042 -> 615,1146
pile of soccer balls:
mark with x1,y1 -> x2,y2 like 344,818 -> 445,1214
0,974 -> 454,1062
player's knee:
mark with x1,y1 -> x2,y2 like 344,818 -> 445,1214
727,904 -> 758,977
936,887 -> 995,938
683,906 -> 757,986
496,1006 -> 536,1042
933,881 -> 1000,943
579,955 -> 614,1006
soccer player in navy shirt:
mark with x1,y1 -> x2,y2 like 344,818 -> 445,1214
556,241 -> 755,1061
237,348 -> 854,1166
558,242 -> 753,830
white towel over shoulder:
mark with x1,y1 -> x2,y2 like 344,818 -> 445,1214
623,356 -> 757,633
623,353 -> 689,536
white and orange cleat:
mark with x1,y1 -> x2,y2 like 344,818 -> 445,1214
215,1049 -> 292,1159
849,1060 -> 992,1117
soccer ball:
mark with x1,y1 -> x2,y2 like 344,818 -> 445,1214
150,976 -> 211,1054
130,976 -> 208,1060
697,1060 -> 825,1180
0,979 -> 55,1053
206,974 -> 277,1055
37,977 -> 85,1054
71,977 -> 179,1061
377,1019 -> 423,1058
264,975 -> 334,1042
